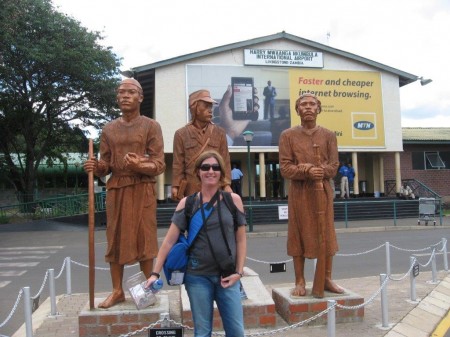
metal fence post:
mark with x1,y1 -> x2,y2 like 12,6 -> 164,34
393,200 -> 397,226
409,256 -> 417,302
160,312 -> 170,328
344,201 -> 348,228
431,250 -> 438,284
380,273 -> 389,328
327,300 -> 336,337
442,238 -> 448,271
23,286 -> 33,337
66,257 -> 72,295
385,242 -> 391,276
48,269 -> 57,316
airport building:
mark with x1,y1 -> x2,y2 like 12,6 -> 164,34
127,31 -> 446,201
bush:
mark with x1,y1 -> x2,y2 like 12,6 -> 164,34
0,215 -> 10,224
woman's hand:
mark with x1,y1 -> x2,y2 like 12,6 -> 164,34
220,272 -> 242,288
145,275 -> 159,289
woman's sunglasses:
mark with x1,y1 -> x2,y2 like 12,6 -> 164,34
200,164 -> 221,172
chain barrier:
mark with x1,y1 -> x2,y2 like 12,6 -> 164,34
116,305 -> 334,337
437,238 -> 447,252
0,238 -> 446,336
390,239 -> 441,252
247,256 -> 293,264
415,249 -> 436,268
117,318 -> 192,337
30,270 -> 49,300
336,275 -> 390,310
71,259 -> 138,271
336,242 -> 386,257
54,257 -> 67,280
118,319 -> 163,337
388,258 -> 416,281
0,289 -> 23,330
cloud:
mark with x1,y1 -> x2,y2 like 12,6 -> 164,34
52,0 -> 449,127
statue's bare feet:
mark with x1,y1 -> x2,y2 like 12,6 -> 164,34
98,290 -> 125,308
290,283 -> 306,297
325,279 -> 344,294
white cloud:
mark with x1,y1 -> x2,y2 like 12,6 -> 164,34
52,0 -> 449,127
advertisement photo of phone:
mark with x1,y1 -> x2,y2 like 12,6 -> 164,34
230,77 -> 257,120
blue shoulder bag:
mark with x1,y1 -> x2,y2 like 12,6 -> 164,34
163,191 -> 218,285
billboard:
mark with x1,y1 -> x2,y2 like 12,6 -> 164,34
186,65 -> 385,148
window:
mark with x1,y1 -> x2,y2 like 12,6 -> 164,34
412,151 -> 449,170
425,152 -> 445,169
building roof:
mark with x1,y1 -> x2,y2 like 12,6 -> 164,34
402,127 -> 450,144
130,31 -> 420,118
131,31 -> 419,86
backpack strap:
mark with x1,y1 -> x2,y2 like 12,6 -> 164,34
186,191 -> 239,231
221,191 -> 239,231
184,192 -> 197,229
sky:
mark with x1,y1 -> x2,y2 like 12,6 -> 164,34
52,0 -> 450,128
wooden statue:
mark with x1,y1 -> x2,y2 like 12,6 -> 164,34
172,89 -> 232,200
279,93 -> 344,298
83,78 -> 165,308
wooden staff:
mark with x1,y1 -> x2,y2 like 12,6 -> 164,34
88,139 -> 95,309
312,144 -> 327,298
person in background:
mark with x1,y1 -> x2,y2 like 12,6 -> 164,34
263,80 -> 277,120
339,162 -> 350,199
147,150 -> 247,337
231,164 -> 244,197
172,90 -> 232,201
279,93 -> 343,297
400,182 -> 415,199
83,78 -> 165,308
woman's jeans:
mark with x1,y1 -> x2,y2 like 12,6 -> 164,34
185,273 -> 244,337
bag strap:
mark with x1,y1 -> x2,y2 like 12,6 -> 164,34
187,191 -> 218,246
221,191 -> 238,231
216,194 -> 233,257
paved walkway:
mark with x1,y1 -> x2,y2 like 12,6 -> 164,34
10,217 -> 450,337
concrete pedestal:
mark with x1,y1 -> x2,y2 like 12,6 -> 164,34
272,286 -> 364,325
78,294 -> 169,337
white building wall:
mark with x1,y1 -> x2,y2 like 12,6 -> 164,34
154,39 -> 403,153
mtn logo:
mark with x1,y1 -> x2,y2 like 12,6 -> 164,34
354,121 -> 374,130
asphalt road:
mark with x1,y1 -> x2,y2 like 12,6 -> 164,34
0,220 -> 448,337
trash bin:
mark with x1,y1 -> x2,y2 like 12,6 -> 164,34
164,184 -> 172,200
359,181 -> 367,194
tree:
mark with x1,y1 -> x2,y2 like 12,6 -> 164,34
0,0 -> 121,203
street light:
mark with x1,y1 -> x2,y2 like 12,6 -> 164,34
243,130 -> 254,232
418,76 -> 432,86
74,162 -> 80,195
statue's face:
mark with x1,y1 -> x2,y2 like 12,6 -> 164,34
296,96 -> 319,122
116,83 -> 143,113
192,100 -> 213,124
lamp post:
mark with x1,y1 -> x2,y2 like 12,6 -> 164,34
243,130 -> 254,232
74,162 -> 80,195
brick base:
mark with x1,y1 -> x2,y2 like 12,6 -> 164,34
181,268 -> 276,330
272,286 -> 364,325
78,294 -> 169,337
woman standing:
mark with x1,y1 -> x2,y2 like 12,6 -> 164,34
147,150 -> 247,337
